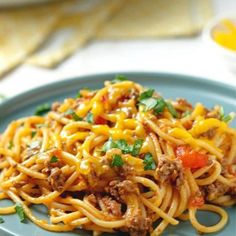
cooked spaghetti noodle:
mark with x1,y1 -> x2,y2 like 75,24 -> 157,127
0,78 -> 236,236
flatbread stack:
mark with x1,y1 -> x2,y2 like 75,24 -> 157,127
0,0 -> 213,77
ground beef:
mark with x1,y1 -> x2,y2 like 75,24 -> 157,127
87,194 -> 98,207
201,128 -> 216,139
177,98 -> 193,109
203,181 -> 230,201
105,180 -> 139,203
156,156 -> 184,187
48,167 -> 66,192
124,209 -> 152,236
98,196 -> 122,217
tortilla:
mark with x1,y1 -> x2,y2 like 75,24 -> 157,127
0,1 -> 70,77
27,0 -> 125,68
96,0 -> 213,39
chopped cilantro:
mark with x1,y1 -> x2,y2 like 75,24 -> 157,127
103,138 -> 143,156
153,98 -> 166,114
115,139 -> 132,154
0,217 -> 4,224
112,75 -> 127,83
140,97 -> 159,111
50,156 -> 58,163
111,154 -> 124,167
35,103 -> 51,116
166,102 -> 178,118
65,109 -> 82,121
31,131 -> 36,138
131,139 -> 143,156
8,140 -> 13,149
102,138 -> 117,152
76,90 -> 82,98
222,112 -> 235,123
138,89 -> 154,101
219,106 -> 224,119
182,110 -> 191,117
86,112 -> 94,124
219,107 -> 235,123
143,153 -> 156,170
15,204 -> 26,223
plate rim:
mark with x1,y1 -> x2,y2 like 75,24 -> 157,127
0,72 -> 236,110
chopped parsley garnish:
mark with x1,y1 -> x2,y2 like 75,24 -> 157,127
166,102 -> 178,118
65,109 -> 82,121
86,112 -> 94,124
182,110 -> 191,117
102,138 -> 117,152
50,156 -> 58,163
15,204 -> 26,223
219,107 -> 235,123
8,140 -> 14,149
153,98 -> 166,114
222,113 -> 235,123
132,139 -> 144,156
111,154 -> 124,167
138,89 -> 154,101
103,138 -> 143,156
112,75 -> 127,83
35,103 -> 51,116
139,92 -> 178,117
0,217 -> 4,224
76,90 -> 82,98
143,153 -> 156,170
31,131 -> 36,138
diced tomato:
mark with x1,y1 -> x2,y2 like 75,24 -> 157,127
52,149 -> 62,157
189,195 -> 205,208
95,116 -> 107,125
101,94 -> 108,103
175,145 -> 208,169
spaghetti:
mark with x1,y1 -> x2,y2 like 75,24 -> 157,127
0,77 -> 235,236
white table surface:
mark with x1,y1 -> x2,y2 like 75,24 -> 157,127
0,0 -> 236,98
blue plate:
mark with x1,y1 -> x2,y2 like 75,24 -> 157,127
0,72 -> 235,236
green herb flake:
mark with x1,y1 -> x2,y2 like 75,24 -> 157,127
112,75 -> 127,83
143,153 -> 156,170
76,91 -> 82,98
102,138 -> 117,152
222,112 -> 235,123
166,102 -> 178,118
31,131 -> 36,138
219,106 -> 224,119
140,97 -> 158,111
153,98 -> 166,114
139,89 -> 154,101
8,140 -> 14,149
15,204 -> 26,223
111,154 -> 124,167
65,109 -> 82,121
131,139 -> 143,156
182,110 -> 191,117
0,217 -> 4,224
115,139 -> 131,154
50,156 -> 58,163
35,103 -> 51,116
86,112 -> 94,124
